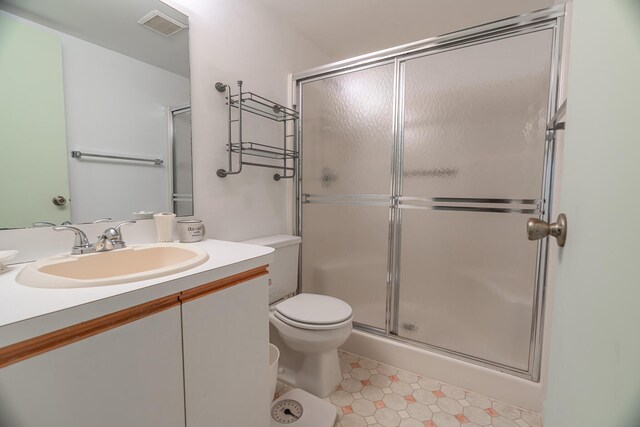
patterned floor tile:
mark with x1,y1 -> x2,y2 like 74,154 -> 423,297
466,392 -> 492,409
332,390 -> 356,406
441,384 -> 466,400
464,405 -> 493,426
493,401 -> 521,419
352,398 -> 376,417
383,393 -> 408,411
521,411 -> 543,427
406,402 -> 433,421
438,396 -> 464,416
375,407 -> 402,426
492,416 -> 520,427
340,412 -> 368,427
275,351 -> 543,427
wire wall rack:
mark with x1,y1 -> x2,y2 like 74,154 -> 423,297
215,80 -> 298,181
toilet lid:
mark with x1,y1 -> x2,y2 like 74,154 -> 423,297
275,294 -> 353,325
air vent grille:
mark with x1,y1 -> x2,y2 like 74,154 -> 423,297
138,10 -> 187,37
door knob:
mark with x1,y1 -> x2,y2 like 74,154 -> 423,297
52,195 -> 67,206
526,213 -> 567,247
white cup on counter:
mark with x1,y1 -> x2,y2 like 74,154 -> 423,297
153,212 -> 176,242
177,219 -> 205,243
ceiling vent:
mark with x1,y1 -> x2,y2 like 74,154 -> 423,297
138,10 -> 187,37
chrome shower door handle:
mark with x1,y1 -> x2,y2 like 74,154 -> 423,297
526,213 -> 567,247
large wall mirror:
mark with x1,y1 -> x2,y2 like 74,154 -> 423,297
0,0 -> 192,229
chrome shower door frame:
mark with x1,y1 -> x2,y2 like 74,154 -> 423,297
168,104 -> 193,216
294,5 -> 565,381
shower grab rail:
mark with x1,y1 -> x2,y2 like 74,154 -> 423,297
304,194 -> 541,204
399,196 -> 542,214
303,194 -> 542,214
398,196 -> 541,205
399,204 -> 541,215
303,194 -> 391,207
304,194 -> 390,200
71,151 -> 163,166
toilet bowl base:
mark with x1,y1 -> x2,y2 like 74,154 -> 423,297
277,348 -> 342,398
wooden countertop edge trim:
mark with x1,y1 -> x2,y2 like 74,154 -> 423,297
178,265 -> 268,303
0,265 -> 269,369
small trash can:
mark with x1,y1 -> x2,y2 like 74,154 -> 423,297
269,343 -> 280,402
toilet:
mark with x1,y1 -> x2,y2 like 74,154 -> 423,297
241,234 -> 353,398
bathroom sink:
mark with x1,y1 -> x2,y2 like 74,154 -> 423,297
16,243 -> 209,289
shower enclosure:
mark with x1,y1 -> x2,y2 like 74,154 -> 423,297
294,7 -> 564,380
170,106 -> 194,216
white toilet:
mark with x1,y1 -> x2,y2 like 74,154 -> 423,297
241,235 -> 353,398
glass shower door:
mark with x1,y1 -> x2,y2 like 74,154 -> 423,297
396,29 -> 555,371
297,14 -> 563,377
300,64 -> 395,330
171,107 -> 193,216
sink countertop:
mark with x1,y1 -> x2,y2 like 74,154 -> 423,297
0,239 -> 274,347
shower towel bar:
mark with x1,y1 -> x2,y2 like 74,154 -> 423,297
71,151 -> 163,166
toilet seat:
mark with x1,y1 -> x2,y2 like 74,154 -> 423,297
274,294 -> 353,331
274,311 -> 353,331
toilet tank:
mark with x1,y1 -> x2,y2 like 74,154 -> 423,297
241,234 -> 301,303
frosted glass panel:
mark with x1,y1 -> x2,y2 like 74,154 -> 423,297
402,30 -> 554,199
397,210 -> 538,370
299,26 -> 558,375
301,64 -> 395,195
302,204 -> 388,329
173,109 -> 193,216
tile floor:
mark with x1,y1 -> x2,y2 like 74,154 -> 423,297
274,351 -> 543,427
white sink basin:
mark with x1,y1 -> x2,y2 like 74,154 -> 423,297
16,243 -> 209,288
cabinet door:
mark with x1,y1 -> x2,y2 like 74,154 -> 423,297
0,307 -> 185,427
182,276 -> 270,427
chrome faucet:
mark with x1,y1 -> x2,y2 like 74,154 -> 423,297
53,221 -> 136,254
94,221 -> 136,252
53,226 -> 94,255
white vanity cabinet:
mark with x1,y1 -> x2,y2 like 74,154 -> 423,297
0,261 -> 271,427
0,307 -> 185,427
182,275 -> 270,427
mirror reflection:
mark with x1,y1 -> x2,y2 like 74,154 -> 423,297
0,0 -> 192,229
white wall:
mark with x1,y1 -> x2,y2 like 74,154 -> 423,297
61,33 -> 189,223
544,1 -> 640,426
164,0 -> 331,241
